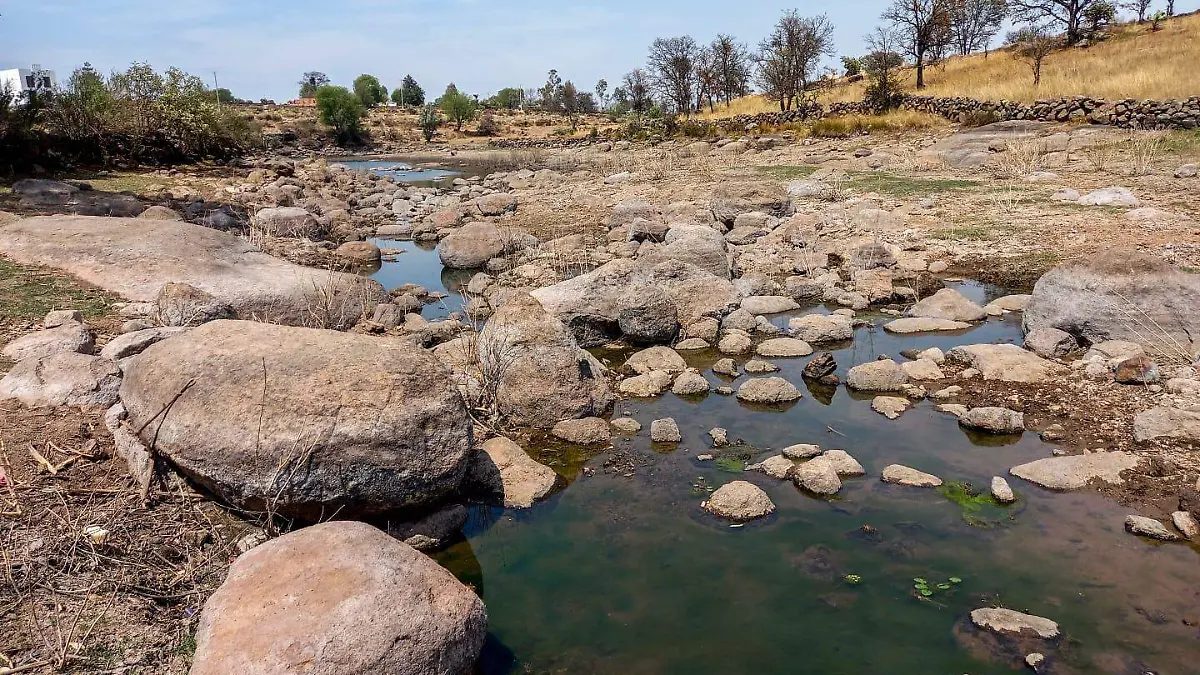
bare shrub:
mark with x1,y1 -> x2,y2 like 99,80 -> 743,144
300,268 -> 377,330
1081,143 -> 1116,173
994,139 -> 1047,178
1127,133 -> 1162,176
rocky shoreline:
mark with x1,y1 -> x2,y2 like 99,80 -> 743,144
1,119 -> 1198,673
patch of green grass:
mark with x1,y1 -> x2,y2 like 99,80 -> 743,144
0,256 -> 116,321
937,481 -> 1010,528
175,628 -> 198,659
755,165 -> 820,180
933,223 -> 1018,241
847,172 -> 979,197
714,456 -> 747,473
68,171 -> 165,194
1159,129 -> 1200,155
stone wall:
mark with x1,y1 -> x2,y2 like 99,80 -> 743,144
716,95 -> 1200,132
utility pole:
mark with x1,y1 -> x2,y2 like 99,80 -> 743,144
213,71 -> 221,111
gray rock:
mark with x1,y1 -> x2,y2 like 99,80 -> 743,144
1124,515 -> 1180,541
703,481 -> 776,521
1,323 -> 95,361
969,608 -> 1059,639
946,344 -> 1058,383
618,371 -> 674,397
626,346 -> 687,375
744,359 -> 780,374
906,288 -> 987,322
741,295 -> 800,315
43,309 -> 82,327
845,359 -> 907,392
389,503 -> 469,552
675,337 -> 710,350
750,455 -> 795,480
991,476 -> 1016,503
617,286 -> 680,344
708,427 -> 729,447
120,320 -> 473,519
551,417 -> 611,445
437,222 -> 506,269
190,521 -> 486,675
99,327 -> 187,360
671,370 -> 711,396
881,465 -> 942,488
755,338 -> 814,358
651,418 -> 682,443
792,456 -> 842,495
783,443 -> 823,460
1078,187 -> 1139,207
1024,251 -> 1200,355
736,377 -> 802,404
717,331 -> 753,355
1024,327 -> 1078,359
611,417 -> 642,435
884,317 -> 972,334
468,437 -> 558,508
477,293 -> 612,428
960,407 -> 1025,434
0,352 -> 120,411
788,314 -> 854,343
712,358 -> 740,377
1010,452 -> 1140,490
1175,163 -> 1198,178
822,449 -> 865,477
253,206 -> 325,238
1133,406 -> 1200,443
901,359 -> 945,381
872,396 -> 911,420
1171,511 -> 1199,540
155,282 -> 236,327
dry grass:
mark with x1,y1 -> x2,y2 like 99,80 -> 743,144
823,13 -> 1200,104
809,111 -> 948,137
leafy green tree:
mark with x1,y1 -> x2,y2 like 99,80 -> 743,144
298,71 -> 329,98
488,87 -> 524,110
353,74 -> 388,107
841,56 -> 862,77
438,84 -> 478,131
315,85 -> 365,144
214,88 -> 238,104
561,80 -> 580,129
417,103 -> 441,141
391,75 -> 425,106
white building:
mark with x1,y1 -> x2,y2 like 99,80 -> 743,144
0,64 -> 58,100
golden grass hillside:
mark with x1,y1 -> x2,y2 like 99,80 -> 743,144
699,12 -> 1200,119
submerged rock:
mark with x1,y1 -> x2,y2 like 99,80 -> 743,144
651,418 -> 682,443
947,344 -> 1057,383
1124,515 -> 1180,541
736,377 -> 802,404
846,359 -> 907,392
906,288 -> 987,322
703,481 -> 776,521
468,437 -> 558,509
960,407 -> 1025,434
872,396 -> 911,420
881,465 -> 942,488
969,608 -> 1060,640
792,456 -> 842,495
1009,452 -> 1140,491
191,522 -> 487,675
551,418 -> 611,445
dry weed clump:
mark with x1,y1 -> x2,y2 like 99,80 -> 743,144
994,139 -> 1049,178
809,111 -> 947,137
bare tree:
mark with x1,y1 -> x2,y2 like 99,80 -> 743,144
1008,25 -> 1058,86
1166,0 -> 1175,15
1124,0 -> 1153,22
755,11 -> 836,112
862,26 -> 908,111
694,46 -> 718,113
622,69 -> 652,113
710,34 -> 752,105
883,0 -> 954,90
948,0 -> 1009,55
647,35 -> 700,115
1008,0 -> 1102,45
594,79 -> 609,110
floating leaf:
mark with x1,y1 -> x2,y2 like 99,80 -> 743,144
937,583 -> 951,590
949,577 -> 962,584
920,589 -> 934,597
913,577 -> 927,584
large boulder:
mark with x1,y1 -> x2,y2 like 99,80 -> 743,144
1024,252 -> 1200,357
702,481 -> 776,521
437,222 -> 506,269
119,320 -> 472,519
845,359 -> 907,392
0,216 -> 383,328
1009,452 -> 1140,490
788,314 -> 854,343
947,344 -> 1058,383
656,225 -> 731,278
476,293 -> 612,428
253,206 -> 326,239
531,259 -> 741,347
710,182 -> 793,224
191,521 -> 486,675
0,353 -> 120,410
617,286 -> 680,344
906,288 -> 987,322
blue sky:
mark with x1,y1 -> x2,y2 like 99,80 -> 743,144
3,0 -> 1197,102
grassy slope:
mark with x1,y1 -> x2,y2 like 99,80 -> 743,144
699,12 -> 1200,119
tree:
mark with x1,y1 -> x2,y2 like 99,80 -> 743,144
1123,0 -> 1152,22
214,88 -> 238,104
622,69 -> 652,113
314,85 -> 365,144
539,69 -> 563,111
842,56 -> 863,76
561,80 -> 580,129
391,75 -> 425,107
710,35 -> 752,104
352,74 -> 387,107
298,71 -> 329,98
883,0 -> 953,90
417,103 -> 441,142
647,35 -> 700,115
694,46 -> 718,112
487,87 -> 524,110
1008,25 -> 1058,86
862,27 -> 907,111
594,79 -> 609,110
1008,0 -> 1102,45
755,11 -> 836,112
947,0 -> 1009,55
1166,0 -> 1175,15
1081,1 -> 1117,39
439,84 -> 478,131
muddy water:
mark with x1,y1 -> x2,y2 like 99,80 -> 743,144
385,245 -> 1200,674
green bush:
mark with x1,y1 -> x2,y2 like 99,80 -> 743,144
353,74 -> 388,107
439,85 -> 479,131
417,104 -> 441,142
391,75 -> 425,107
315,85 -> 365,145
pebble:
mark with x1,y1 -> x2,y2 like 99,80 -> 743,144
709,427 -> 729,447
650,418 -> 682,443
610,417 -> 642,435
991,476 -> 1016,503
1026,653 -> 1045,671
1172,511 -> 1198,540
881,464 -> 942,488
782,443 -> 823,460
